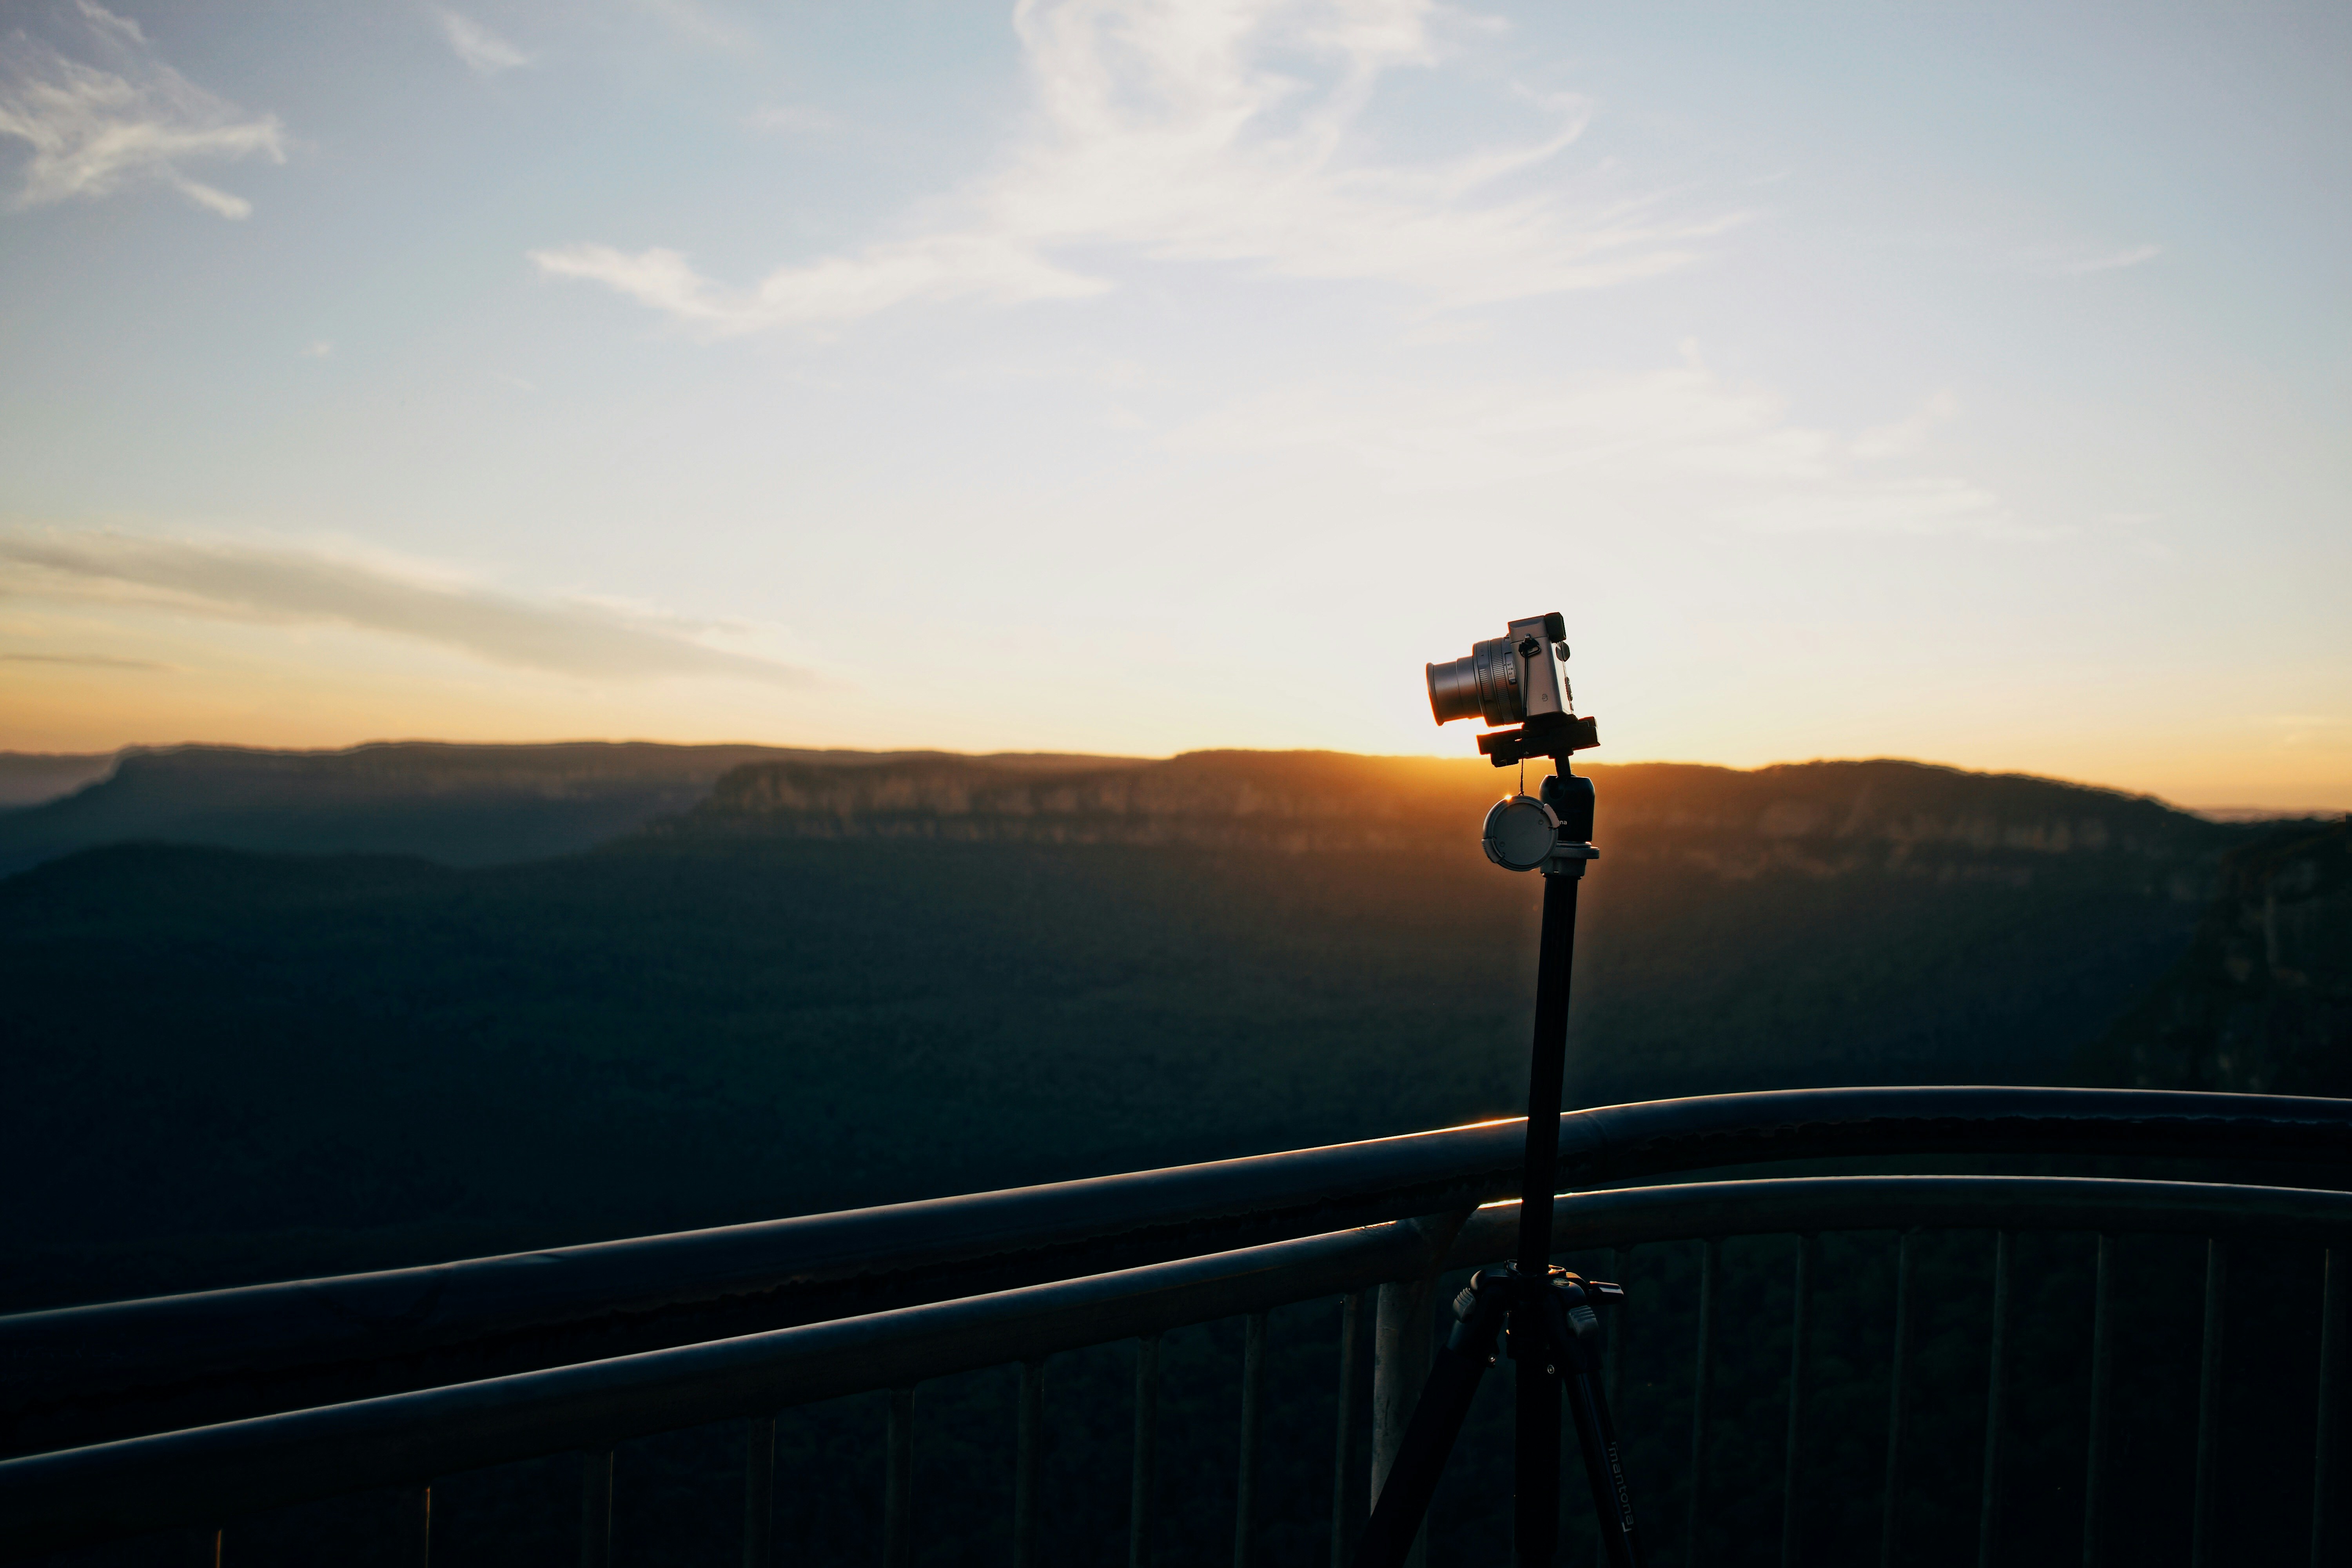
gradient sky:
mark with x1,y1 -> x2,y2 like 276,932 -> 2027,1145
0,0 -> 2345,808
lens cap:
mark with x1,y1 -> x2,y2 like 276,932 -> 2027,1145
1481,795 -> 1560,873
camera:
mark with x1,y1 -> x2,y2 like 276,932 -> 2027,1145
1426,611 -> 1601,874
1425,612 -> 1599,770
1426,611 -> 1572,730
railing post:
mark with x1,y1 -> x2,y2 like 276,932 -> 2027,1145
1016,1358 -> 1045,1568
883,1388 -> 915,1568
1688,1237 -> 1720,1568
1330,1290 -> 1367,1568
1977,1230 -> 2013,1568
742,1417 -> 775,1568
1130,1334 -> 1161,1568
2191,1238 -> 2227,1568
1234,1316 -> 1267,1568
580,1450 -> 614,1568
1781,1234 -> 1816,1568
1880,1230 -> 1915,1568
2083,1234 -> 2116,1568
2316,1248 -> 2343,1568
408,1483 -> 432,1568
1372,1276 -> 1437,1568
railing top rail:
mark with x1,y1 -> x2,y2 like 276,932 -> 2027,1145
1460,1170 -> 2352,1260
7,1170 -> 2351,1563
8,1085 -> 2351,1455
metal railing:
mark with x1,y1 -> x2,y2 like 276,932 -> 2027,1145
5,1086 -> 2351,1564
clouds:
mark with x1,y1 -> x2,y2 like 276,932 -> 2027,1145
1170,361 -> 2009,536
0,650 -> 168,670
436,10 -> 531,77
0,1 -> 285,218
742,103 -> 837,135
533,235 -> 1110,328
535,0 -> 1732,333
2049,243 -> 2161,276
0,530 -> 809,685
2010,240 -> 2162,278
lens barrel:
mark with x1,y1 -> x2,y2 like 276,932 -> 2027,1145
1426,655 -> 1484,724
1425,637 -> 1524,727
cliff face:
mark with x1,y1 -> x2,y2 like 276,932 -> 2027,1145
677,751 -> 2230,895
0,742 -> 1132,873
2080,817 -> 2352,1092
672,751 -> 2245,1104
678,750 -> 1464,849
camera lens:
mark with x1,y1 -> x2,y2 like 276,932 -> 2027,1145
1426,655 -> 1484,724
1425,637 -> 1524,727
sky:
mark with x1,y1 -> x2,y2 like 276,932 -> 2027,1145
0,0 -> 2345,809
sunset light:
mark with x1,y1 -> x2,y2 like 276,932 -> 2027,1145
0,3 -> 2342,808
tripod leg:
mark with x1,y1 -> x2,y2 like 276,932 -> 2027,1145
1516,1348 -> 1562,1568
1357,1294 -> 1508,1568
1565,1369 -> 1643,1568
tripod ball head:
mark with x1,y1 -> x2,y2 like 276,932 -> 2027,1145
1543,771 -> 1596,840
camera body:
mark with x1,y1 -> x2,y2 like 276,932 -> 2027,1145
1425,611 -> 1599,769
1426,611 -> 1572,730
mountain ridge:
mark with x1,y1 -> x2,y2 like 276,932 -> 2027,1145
0,740 -> 1147,874
665,751 -> 2230,893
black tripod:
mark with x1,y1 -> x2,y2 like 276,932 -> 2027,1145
1356,749 -> 1646,1568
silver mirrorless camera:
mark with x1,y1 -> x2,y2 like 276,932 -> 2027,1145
1426,611 -> 1574,731
1425,611 -> 1599,874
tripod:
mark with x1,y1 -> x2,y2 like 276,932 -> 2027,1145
1356,755 -> 1646,1568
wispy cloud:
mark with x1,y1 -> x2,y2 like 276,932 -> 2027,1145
436,9 -> 532,76
535,0 -> 1735,334
2054,243 -> 2160,276
0,650 -> 169,670
1170,360 -> 2011,536
744,103 -> 836,135
0,530 -> 810,684
632,0 -> 755,53
2015,241 -> 2161,278
0,0 -> 286,218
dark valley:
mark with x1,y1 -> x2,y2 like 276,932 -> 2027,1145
5,744 -> 2321,1314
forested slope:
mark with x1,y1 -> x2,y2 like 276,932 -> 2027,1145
1,751 -> 2242,1312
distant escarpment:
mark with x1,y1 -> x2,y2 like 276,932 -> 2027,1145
0,740 -> 1131,873
668,750 -> 2230,893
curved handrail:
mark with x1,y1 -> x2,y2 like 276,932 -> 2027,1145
4,1172 -> 2348,1562
1457,1171 -> 2352,1260
7,1086 -> 2351,1454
